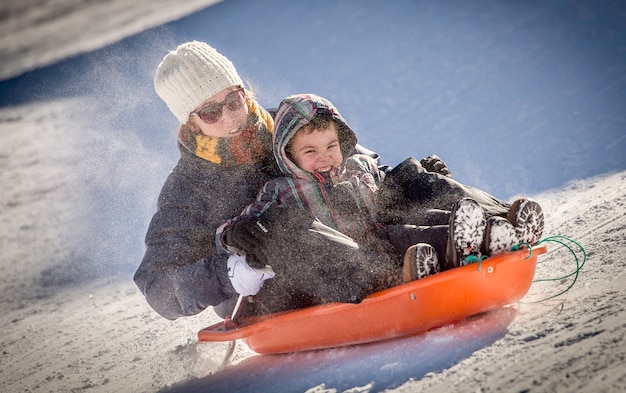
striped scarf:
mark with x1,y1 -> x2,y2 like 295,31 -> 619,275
178,98 -> 274,166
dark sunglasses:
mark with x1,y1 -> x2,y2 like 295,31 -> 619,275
193,88 -> 245,124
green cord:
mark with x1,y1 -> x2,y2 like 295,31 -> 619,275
523,235 -> 586,303
463,236 -> 585,302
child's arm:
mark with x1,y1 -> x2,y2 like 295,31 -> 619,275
343,154 -> 384,192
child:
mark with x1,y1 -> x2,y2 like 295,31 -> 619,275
218,94 -> 542,312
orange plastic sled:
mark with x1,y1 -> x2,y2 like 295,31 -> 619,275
198,244 -> 547,354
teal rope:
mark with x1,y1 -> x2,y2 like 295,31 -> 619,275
512,242 -> 533,259
524,235 -> 586,303
467,242 -> 532,272
469,241 -> 532,272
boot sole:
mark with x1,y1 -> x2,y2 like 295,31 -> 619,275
484,217 -> 518,255
403,243 -> 439,282
446,198 -> 485,268
507,198 -> 544,244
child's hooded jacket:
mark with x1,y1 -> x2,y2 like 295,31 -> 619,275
217,94 -> 385,255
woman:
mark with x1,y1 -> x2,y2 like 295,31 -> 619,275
133,41 -> 281,320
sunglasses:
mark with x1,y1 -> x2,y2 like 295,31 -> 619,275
193,88 -> 245,124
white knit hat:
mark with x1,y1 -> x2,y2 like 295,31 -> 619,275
154,41 -> 244,124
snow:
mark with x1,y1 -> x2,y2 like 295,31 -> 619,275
0,0 -> 223,81
1,0 -> 625,392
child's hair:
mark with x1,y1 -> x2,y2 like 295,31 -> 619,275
304,111 -> 335,132
285,111 -> 338,158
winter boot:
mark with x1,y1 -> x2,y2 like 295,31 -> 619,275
403,243 -> 440,282
483,216 -> 518,256
445,198 -> 486,268
507,198 -> 544,245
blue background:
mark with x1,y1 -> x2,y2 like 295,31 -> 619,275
1,0 -> 624,276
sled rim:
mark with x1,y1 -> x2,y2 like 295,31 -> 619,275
198,244 -> 546,353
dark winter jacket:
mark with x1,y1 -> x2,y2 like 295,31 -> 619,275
133,97 -> 279,320
133,145 -> 280,320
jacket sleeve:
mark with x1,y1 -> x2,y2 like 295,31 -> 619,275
343,154 -> 385,193
134,250 -> 234,320
133,172 -> 238,320
354,143 -> 391,173
133,199 -> 238,319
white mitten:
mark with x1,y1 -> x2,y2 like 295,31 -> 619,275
227,254 -> 275,296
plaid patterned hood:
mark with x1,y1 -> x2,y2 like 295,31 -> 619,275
272,94 -> 358,179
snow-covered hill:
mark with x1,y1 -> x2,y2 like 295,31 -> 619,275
1,0 -> 625,392
2,100 -> 623,391
0,0 -> 222,81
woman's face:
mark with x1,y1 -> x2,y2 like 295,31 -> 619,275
188,87 -> 249,138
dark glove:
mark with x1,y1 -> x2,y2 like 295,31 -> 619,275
420,154 -> 452,177
224,207 -> 315,268
224,215 -> 272,268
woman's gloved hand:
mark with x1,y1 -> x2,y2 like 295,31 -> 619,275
226,254 -> 275,296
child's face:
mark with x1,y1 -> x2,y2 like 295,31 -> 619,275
289,122 -> 343,174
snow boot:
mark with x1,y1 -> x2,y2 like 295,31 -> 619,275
483,216 -> 518,256
403,243 -> 440,282
445,198 -> 486,269
507,198 -> 544,245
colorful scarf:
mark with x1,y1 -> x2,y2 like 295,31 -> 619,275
178,98 -> 274,166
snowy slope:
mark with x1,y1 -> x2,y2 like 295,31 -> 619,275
2,99 -> 623,391
0,0 -> 222,81
1,0 -> 625,392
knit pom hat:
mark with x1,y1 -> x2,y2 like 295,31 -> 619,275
154,41 -> 244,124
